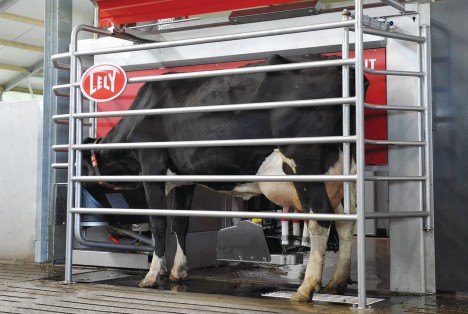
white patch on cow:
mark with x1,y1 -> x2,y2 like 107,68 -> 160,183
256,149 -> 302,210
170,234 -> 189,281
165,169 -> 193,195
139,253 -> 167,287
229,182 -> 262,200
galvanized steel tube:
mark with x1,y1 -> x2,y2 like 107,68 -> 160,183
73,20 -> 356,57
129,58 -> 356,84
72,208 -> 358,222
74,136 -> 357,150
73,97 -> 357,119
354,0 -> 367,308
342,9 -> 351,215
73,174 -> 358,183
380,0 -> 406,12
422,25 -> 434,230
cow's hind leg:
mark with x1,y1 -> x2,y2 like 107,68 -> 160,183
324,165 -> 357,294
291,219 -> 330,302
323,204 -> 355,294
139,182 -> 168,288
170,185 -> 195,282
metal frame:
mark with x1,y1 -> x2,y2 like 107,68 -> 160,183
50,0 -> 433,309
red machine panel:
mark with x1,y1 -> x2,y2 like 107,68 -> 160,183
96,49 -> 387,165
97,0 -> 304,27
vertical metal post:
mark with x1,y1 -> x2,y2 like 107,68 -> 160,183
39,0 -> 72,263
342,9 -> 351,215
354,0 -> 368,309
64,26 -> 81,283
421,25 -> 434,230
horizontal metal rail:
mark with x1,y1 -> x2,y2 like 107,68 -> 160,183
380,0 -> 406,12
364,103 -> 425,112
129,58 -> 356,83
366,175 -> 426,182
364,139 -> 426,146
365,211 -> 429,219
74,136 -> 356,151
74,215 -> 154,252
72,97 -> 357,119
73,174 -> 358,183
51,163 -> 68,169
52,145 -> 68,152
52,84 -> 70,97
51,52 -> 71,70
362,27 -> 425,43
72,208 -> 358,221
52,114 -> 70,122
73,20 -> 356,57
363,67 -> 424,77
73,208 -> 430,221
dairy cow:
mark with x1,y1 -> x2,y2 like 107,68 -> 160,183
82,53 -> 367,302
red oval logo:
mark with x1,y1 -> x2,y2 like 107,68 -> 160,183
80,64 -> 127,102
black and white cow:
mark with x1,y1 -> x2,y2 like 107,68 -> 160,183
82,53 -> 366,302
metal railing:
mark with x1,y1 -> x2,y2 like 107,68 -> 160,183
50,0 -> 432,309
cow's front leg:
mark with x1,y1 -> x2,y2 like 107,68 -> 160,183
169,185 -> 194,281
139,180 -> 168,288
139,251 -> 167,287
291,219 -> 330,302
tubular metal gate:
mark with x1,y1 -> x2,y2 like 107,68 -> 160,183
51,0 -> 433,309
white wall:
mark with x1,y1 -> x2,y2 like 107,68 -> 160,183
0,100 -> 41,262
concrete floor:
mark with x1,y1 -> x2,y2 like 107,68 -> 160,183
1,261 -> 468,313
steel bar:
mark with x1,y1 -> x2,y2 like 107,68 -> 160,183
72,208 -> 358,222
52,144 -> 68,152
107,226 -> 154,246
362,27 -> 425,43
342,9 -> 351,216
74,214 -> 154,252
129,58 -> 356,84
64,22 -> 80,284
366,175 -> 426,181
73,97 -> 357,119
74,136 -> 357,150
72,20 -> 356,57
73,174 -> 358,183
52,84 -> 70,97
51,163 -> 68,169
380,0 -> 405,12
364,103 -> 425,112
422,25 -> 434,230
354,0 -> 367,308
364,139 -> 426,146
365,211 -> 429,219
51,52 -> 71,70
363,67 -> 424,77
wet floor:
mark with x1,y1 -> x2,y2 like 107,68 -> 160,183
1,261 -> 468,313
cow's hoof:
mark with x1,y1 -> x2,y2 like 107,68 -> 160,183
290,292 -> 310,303
138,276 -> 159,288
169,272 -> 189,282
323,283 -> 346,295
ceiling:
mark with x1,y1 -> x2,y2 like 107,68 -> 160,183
0,0 -> 94,101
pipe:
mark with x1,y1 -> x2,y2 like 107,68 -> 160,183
73,174 -> 358,183
380,0 -> 405,12
72,208 -> 359,222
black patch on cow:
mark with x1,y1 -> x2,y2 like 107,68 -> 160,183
84,52 -> 368,227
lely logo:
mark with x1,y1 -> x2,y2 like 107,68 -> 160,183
81,64 -> 127,102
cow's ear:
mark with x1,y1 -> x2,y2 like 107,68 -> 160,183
82,137 -> 97,158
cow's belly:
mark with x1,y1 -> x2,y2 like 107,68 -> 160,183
166,149 -> 302,209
